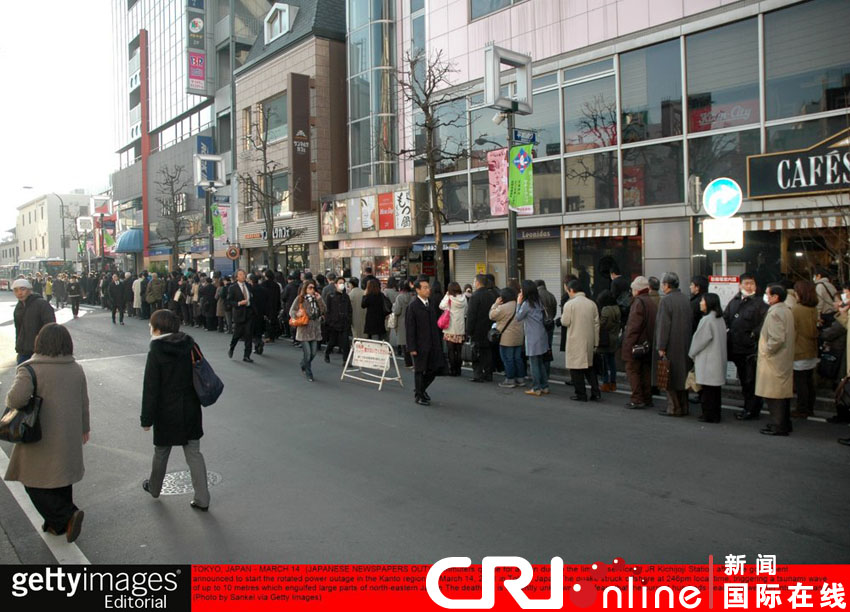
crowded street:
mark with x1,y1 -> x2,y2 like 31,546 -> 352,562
0,291 -> 847,566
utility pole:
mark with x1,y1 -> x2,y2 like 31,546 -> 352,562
204,181 -> 216,273
55,193 -> 67,266
505,110 -> 517,283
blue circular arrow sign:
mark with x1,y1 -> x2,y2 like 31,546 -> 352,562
702,177 -> 743,219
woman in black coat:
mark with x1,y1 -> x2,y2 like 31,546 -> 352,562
361,279 -> 388,341
140,309 -> 210,511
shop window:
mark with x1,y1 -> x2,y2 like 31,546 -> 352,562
534,159 -> 562,215
622,141 -> 684,207
765,0 -> 850,120
436,174 -> 469,223
515,88 -> 562,157
766,115 -> 850,153
566,236 -> 641,298
687,18 -> 759,133
688,129 -> 759,193
693,222 -> 782,284
563,76 -> 617,152
620,39 -> 682,143
565,151 -> 618,211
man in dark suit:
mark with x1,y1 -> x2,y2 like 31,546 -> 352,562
248,274 -> 268,355
466,274 -> 497,382
406,279 -> 446,406
108,273 -> 127,325
227,269 -> 255,362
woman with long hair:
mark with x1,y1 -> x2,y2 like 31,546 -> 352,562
290,280 -> 326,381
791,280 -> 819,418
439,282 -> 467,376
515,280 -> 550,396
4,324 -> 90,541
688,293 -> 727,422
361,279 -> 388,341
490,286 -> 525,387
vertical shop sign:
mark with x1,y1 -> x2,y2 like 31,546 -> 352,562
289,73 -> 312,212
394,190 -> 412,229
186,0 -> 210,96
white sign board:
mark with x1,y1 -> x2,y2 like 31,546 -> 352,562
703,217 -> 744,251
342,339 -> 403,391
709,275 -> 739,311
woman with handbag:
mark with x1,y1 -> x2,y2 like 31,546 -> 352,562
289,280 -> 326,382
141,309 -> 210,511
515,280 -> 550,396
439,282 -> 467,376
489,287 -> 525,388
688,293 -> 727,423
4,323 -> 90,542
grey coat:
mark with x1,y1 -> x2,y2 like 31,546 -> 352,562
515,301 -> 549,357
393,292 -> 413,345
688,313 -> 728,387
290,295 -> 326,342
349,287 -> 366,338
655,288 -> 693,391
4,355 -> 90,489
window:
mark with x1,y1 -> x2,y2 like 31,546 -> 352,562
766,115 -> 850,153
470,0 -> 512,20
533,159 -> 563,215
349,26 -> 369,75
436,175 -> 469,223
41,207 -> 44,219
349,0 -> 369,31
687,18 -> 759,133
565,151 -> 618,211
620,40 -> 682,143
350,72 -> 370,121
765,0 -> 850,120
268,173 -> 290,217
688,129 -> 759,192
350,119 -> 371,166
264,3 -> 296,45
471,170 -> 491,221
242,107 -> 252,150
563,76 -> 617,152
515,88 -> 562,157
622,142 -> 684,207
262,94 -> 288,141
433,99 -> 469,174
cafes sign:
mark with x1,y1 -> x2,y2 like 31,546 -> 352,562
747,128 -> 850,199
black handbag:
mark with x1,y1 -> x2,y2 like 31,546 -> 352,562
631,340 -> 651,359
191,344 -> 224,407
461,340 -> 479,363
487,311 -> 516,345
0,365 -> 43,444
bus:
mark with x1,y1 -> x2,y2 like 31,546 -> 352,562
0,264 -> 19,291
18,258 -> 66,279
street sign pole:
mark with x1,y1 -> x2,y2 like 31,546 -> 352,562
506,111 -> 517,283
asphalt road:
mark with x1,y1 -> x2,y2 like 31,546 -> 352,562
0,292 -> 848,566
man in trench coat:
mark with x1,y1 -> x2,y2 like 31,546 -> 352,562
655,272 -> 693,416
756,284 -> 796,436
560,279 -> 600,401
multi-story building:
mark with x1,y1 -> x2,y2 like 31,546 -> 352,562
233,0 -> 349,270
110,0 -> 272,273
0,231 -> 19,267
15,193 -> 92,268
324,0 -> 850,296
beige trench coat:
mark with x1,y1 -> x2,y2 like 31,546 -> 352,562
755,302 -> 795,399
4,355 -> 90,489
560,293 -> 599,369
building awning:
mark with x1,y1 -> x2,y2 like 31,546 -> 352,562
114,228 -> 143,253
412,232 -> 480,251
696,210 -> 847,231
564,221 -> 639,239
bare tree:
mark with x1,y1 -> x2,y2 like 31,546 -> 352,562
389,48 -> 470,286
239,103 -> 304,271
154,165 -> 201,272
62,205 -> 88,270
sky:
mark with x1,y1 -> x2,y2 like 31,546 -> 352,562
0,1 -> 115,233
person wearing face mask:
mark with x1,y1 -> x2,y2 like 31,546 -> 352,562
755,284 -> 795,436
324,278 -> 352,363
723,273 -> 768,420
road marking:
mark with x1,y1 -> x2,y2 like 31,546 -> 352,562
0,449 -> 90,564
76,352 -> 148,363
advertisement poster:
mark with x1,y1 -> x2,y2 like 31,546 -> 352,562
508,145 -> 534,215
321,201 -> 335,237
378,192 -> 395,230
394,190 -> 412,229
334,199 -> 348,233
487,148 -> 508,216
360,195 -> 377,231
348,197 -> 362,233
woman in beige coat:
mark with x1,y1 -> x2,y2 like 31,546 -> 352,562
489,287 -> 525,387
755,284 -> 796,436
4,324 -> 90,542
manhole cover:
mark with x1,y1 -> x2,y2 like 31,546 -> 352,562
159,471 -> 222,496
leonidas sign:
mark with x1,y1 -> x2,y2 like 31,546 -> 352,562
747,128 -> 850,199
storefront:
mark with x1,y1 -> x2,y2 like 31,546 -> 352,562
320,183 -> 427,282
520,227 -> 562,300
238,213 -> 320,273
563,222 -> 642,297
